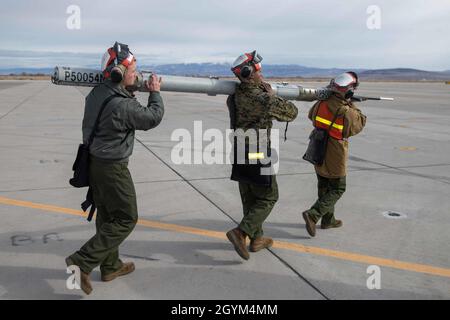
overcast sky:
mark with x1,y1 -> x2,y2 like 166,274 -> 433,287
0,0 -> 449,70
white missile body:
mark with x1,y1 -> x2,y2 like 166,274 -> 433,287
51,66 -> 328,101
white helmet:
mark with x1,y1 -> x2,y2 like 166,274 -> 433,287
329,71 -> 359,99
231,50 -> 263,79
101,42 -> 135,82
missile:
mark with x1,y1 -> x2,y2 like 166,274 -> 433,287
351,96 -> 394,102
51,66 -> 393,102
51,66 -> 329,101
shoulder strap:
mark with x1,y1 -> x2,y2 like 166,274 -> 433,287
327,106 -> 343,133
227,94 -> 237,130
315,102 -> 343,134
87,94 -> 120,146
284,122 -> 289,141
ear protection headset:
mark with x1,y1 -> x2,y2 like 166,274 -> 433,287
231,50 -> 263,79
240,64 -> 253,79
110,64 -> 127,83
101,42 -> 135,83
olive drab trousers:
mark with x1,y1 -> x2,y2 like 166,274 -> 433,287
308,174 -> 346,225
238,176 -> 279,239
67,157 -> 138,275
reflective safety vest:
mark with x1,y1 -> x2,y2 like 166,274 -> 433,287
314,102 -> 344,140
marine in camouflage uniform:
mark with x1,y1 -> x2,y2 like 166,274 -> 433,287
226,51 -> 298,260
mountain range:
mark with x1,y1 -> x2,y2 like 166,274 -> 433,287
1,64 -> 449,80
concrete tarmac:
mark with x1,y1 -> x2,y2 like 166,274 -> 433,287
0,79 -> 449,299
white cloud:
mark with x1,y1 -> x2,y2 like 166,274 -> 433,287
0,0 -> 449,70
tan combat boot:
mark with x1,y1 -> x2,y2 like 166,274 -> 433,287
226,227 -> 250,260
321,220 -> 343,229
302,211 -> 316,237
249,237 -> 273,252
79,272 -> 93,295
101,262 -> 135,282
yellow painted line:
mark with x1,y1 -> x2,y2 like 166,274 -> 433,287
398,147 -> 417,151
272,241 -> 450,279
0,196 -> 86,217
0,195 -> 226,239
1,195 -> 450,279
137,218 -> 226,240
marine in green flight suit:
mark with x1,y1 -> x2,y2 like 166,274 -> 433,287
66,42 -> 164,295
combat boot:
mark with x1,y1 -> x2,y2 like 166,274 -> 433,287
321,220 -> 343,229
302,211 -> 316,237
226,227 -> 249,260
65,257 -> 93,295
249,237 -> 273,252
101,262 -> 135,282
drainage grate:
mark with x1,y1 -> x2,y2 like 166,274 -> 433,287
382,211 -> 407,219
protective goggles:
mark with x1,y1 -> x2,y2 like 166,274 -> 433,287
251,50 -> 263,65
231,50 -> 263,73
104,42 -> 134,70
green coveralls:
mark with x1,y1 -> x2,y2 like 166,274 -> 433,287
238,175 -> 279,239
67,79 -> 164,275
68,157 -> 138,275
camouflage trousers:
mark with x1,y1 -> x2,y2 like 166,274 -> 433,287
238,176 -> 279,239
67,157 -> 138,275
308,174 -> 346,225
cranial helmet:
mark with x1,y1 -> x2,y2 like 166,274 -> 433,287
101,42 -> 136,83
329,71 -> 359,99
231,50 -> 263,79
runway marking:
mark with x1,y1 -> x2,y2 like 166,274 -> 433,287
398,146 -> 417,151
1,195 -> 450,279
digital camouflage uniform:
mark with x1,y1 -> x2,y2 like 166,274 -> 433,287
67,79 -> 164,275
232,81 -> 298,239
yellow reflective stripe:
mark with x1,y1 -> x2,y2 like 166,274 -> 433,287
248,152 -> 265,160
315,116 -> 344,131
